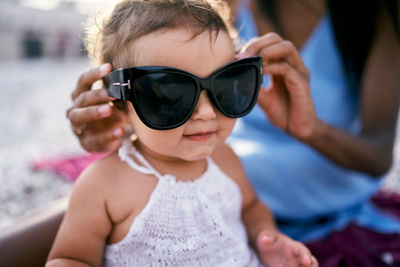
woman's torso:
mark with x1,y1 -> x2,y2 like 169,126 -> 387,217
229,0 -> 393,241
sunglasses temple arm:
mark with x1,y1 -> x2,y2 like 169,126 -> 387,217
104,69 -> 130,100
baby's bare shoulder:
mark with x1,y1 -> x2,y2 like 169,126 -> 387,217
78,151 -> 151,188
75,152 -> 125,190
76,151 -> 158,223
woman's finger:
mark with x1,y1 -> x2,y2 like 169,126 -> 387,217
72,63 -> 112,100
80,126 -> 129,153
72,88 -> 114,110
68,104 -> 113,128
240,32 -> 283,57
263,62 -> 316,140
258,40 -> 309,77
263,62 -> 309,97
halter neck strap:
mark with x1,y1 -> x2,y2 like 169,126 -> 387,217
118,139 -> 164,180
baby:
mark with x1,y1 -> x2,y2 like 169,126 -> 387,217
46,0 -> 317,266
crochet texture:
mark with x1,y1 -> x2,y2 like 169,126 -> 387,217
102,140 -> 262,267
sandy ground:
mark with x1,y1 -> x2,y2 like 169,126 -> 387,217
0,58 -> 399,230
0,58 -> 88,229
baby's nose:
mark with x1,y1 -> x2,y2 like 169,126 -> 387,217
191,91 -> 217,121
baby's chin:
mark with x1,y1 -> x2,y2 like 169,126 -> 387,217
180,147 -> 216,162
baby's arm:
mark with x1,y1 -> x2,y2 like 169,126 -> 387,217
213,144 -> 317,267
46,163 -> 113,266
242,195 -> 317,267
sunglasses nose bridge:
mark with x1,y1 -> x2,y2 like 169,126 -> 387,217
198,78 -> 212,92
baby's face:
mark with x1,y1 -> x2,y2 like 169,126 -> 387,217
127,28 -> 236,162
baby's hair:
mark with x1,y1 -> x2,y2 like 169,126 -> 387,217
84,0 -> 236,113
84,0 -> 236,69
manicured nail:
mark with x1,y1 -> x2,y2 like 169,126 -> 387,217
98,104 -> 111,116
236,51 -> 249,59
113,128 -> 123,137
99,63 -> 110,76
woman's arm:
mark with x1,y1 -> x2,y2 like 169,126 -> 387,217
308,9 -> 400,176
242,10 -> 399,176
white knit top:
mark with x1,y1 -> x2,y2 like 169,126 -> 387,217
102,140 -> 263,267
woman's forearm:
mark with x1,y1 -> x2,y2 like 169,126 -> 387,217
305,119 -> 395,177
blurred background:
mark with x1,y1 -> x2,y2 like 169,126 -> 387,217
0,0 -> 106,229
0,0 -> 399,230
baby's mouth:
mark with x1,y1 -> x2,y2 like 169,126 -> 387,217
183,131 -> 216,141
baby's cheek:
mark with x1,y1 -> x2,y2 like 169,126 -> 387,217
218,118 -> 236,141
145,131 -> 182,151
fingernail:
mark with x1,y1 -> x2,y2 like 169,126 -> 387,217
98,104 -> 111,116
263,234 -> 271,240
303,255 -> 312,265
99,63 -> 110,76
113,128 -> 123,137
261,234 -> 272,243
236,51 -> 249,59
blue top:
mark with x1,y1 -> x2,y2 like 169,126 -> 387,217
228,1 -> 400,242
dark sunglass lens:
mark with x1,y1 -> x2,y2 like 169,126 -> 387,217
133,73 -> 196,128
214,65 -> 258,116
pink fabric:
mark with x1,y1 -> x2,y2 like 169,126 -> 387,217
31,153 -> 107,181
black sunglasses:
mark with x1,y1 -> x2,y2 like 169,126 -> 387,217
104,56 -> 263,130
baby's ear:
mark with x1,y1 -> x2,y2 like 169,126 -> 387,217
111,101 -> 131,121
115,105 -> 131,119
113,99 -> 133,115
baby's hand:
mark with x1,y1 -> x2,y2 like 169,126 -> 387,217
256,230 -> 318,267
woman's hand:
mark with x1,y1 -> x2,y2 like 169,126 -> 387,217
238,33 -> 318,142
67,63 -> 131,152
238,29 -> 399,176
